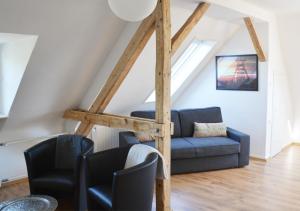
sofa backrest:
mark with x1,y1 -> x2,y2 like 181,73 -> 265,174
179,107 -> 223,137
131,110 -> 181,138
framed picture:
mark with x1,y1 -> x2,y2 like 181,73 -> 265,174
216,54 -> 258,91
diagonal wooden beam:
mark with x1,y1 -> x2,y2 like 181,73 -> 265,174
68,2 -> 210,136
64,109 -> 173,137
244,17 -> 266,62
155,0 -> 172,210
75,13 -> 156,136
171,2 -> 210,55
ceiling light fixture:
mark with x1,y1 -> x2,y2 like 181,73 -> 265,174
108,0 -> 158,22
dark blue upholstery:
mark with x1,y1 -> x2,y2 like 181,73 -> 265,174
179,107 -> 223,137
171,154 -> 239,174
142,137 -> 239,159
131,110 -> 182,138
120,107 -> 250,174
184,137 -> 240,158
227,127 -> 250,167
143,138 -> 196,159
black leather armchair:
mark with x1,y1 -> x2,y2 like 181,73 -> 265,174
24,135 -> 94,210
83,146 -> 158,211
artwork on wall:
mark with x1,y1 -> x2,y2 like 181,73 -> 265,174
216,54 -> 258,91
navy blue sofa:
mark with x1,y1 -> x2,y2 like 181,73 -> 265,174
119,107 -> 250,174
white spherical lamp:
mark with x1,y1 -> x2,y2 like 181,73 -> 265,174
108,0 -> 158,22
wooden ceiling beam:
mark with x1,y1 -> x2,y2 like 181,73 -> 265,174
171,2 -> 210,55
75,13 -> 156,136
64,109 -> 174,137
66,2 -> 210,137
244,17 -> 266,62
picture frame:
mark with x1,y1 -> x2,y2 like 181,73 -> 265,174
216,54 -> 258,91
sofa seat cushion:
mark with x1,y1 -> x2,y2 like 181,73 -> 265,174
143,138 -> 196,159
31,169 -> 74,192
142,137 -> 239,159
88,185 -> 112,209
184,137 -> 240,158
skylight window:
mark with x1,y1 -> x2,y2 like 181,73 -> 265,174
0,33 -> 37,118
145,39 -> 215,103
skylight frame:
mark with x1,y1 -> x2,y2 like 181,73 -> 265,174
145,39 -> 216,103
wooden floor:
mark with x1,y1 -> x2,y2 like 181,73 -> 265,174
1,145 -> 300,211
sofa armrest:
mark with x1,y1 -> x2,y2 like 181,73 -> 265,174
119,132 -> 140,147
227,127 -> 250,167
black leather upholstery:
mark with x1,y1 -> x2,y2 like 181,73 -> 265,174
31,169 -> 74,192
24,135 -> 94,211
84,147 -> 158,211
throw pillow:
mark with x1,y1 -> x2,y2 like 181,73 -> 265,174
193,122 -> 227,138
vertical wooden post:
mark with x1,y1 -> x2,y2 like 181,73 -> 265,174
155,0 -> 171,210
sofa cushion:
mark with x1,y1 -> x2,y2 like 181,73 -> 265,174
184,137 -> 240,158
131,110 -> 181,138
143,138 -> 196,159
179,107 -> 223,137
143,137 -> 239,159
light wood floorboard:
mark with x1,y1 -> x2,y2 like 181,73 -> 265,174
1,145 -> 300,211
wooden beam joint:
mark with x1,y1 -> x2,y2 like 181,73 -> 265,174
64,109 -> 173,138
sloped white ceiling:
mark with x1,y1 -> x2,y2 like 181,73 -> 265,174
78,2 -> 240,121
0,0 -> 125,142
243,0 -> 300,14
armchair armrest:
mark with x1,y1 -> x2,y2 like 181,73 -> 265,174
76,139 -> 94,177
227,127 -> 250,167
112,153 -> 158,210
119,132 -> 140,147
24,138 -> 56,180
84,147 -> 130,187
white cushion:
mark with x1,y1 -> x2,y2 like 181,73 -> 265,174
193,122 -> 227,138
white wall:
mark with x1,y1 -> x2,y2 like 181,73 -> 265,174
0,135 -> 60,182
0,142 -> 33,182
0,44 -> 3,114
275,12 -> 300,144
173,24 -> 269,158
265,18 -> 294,156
